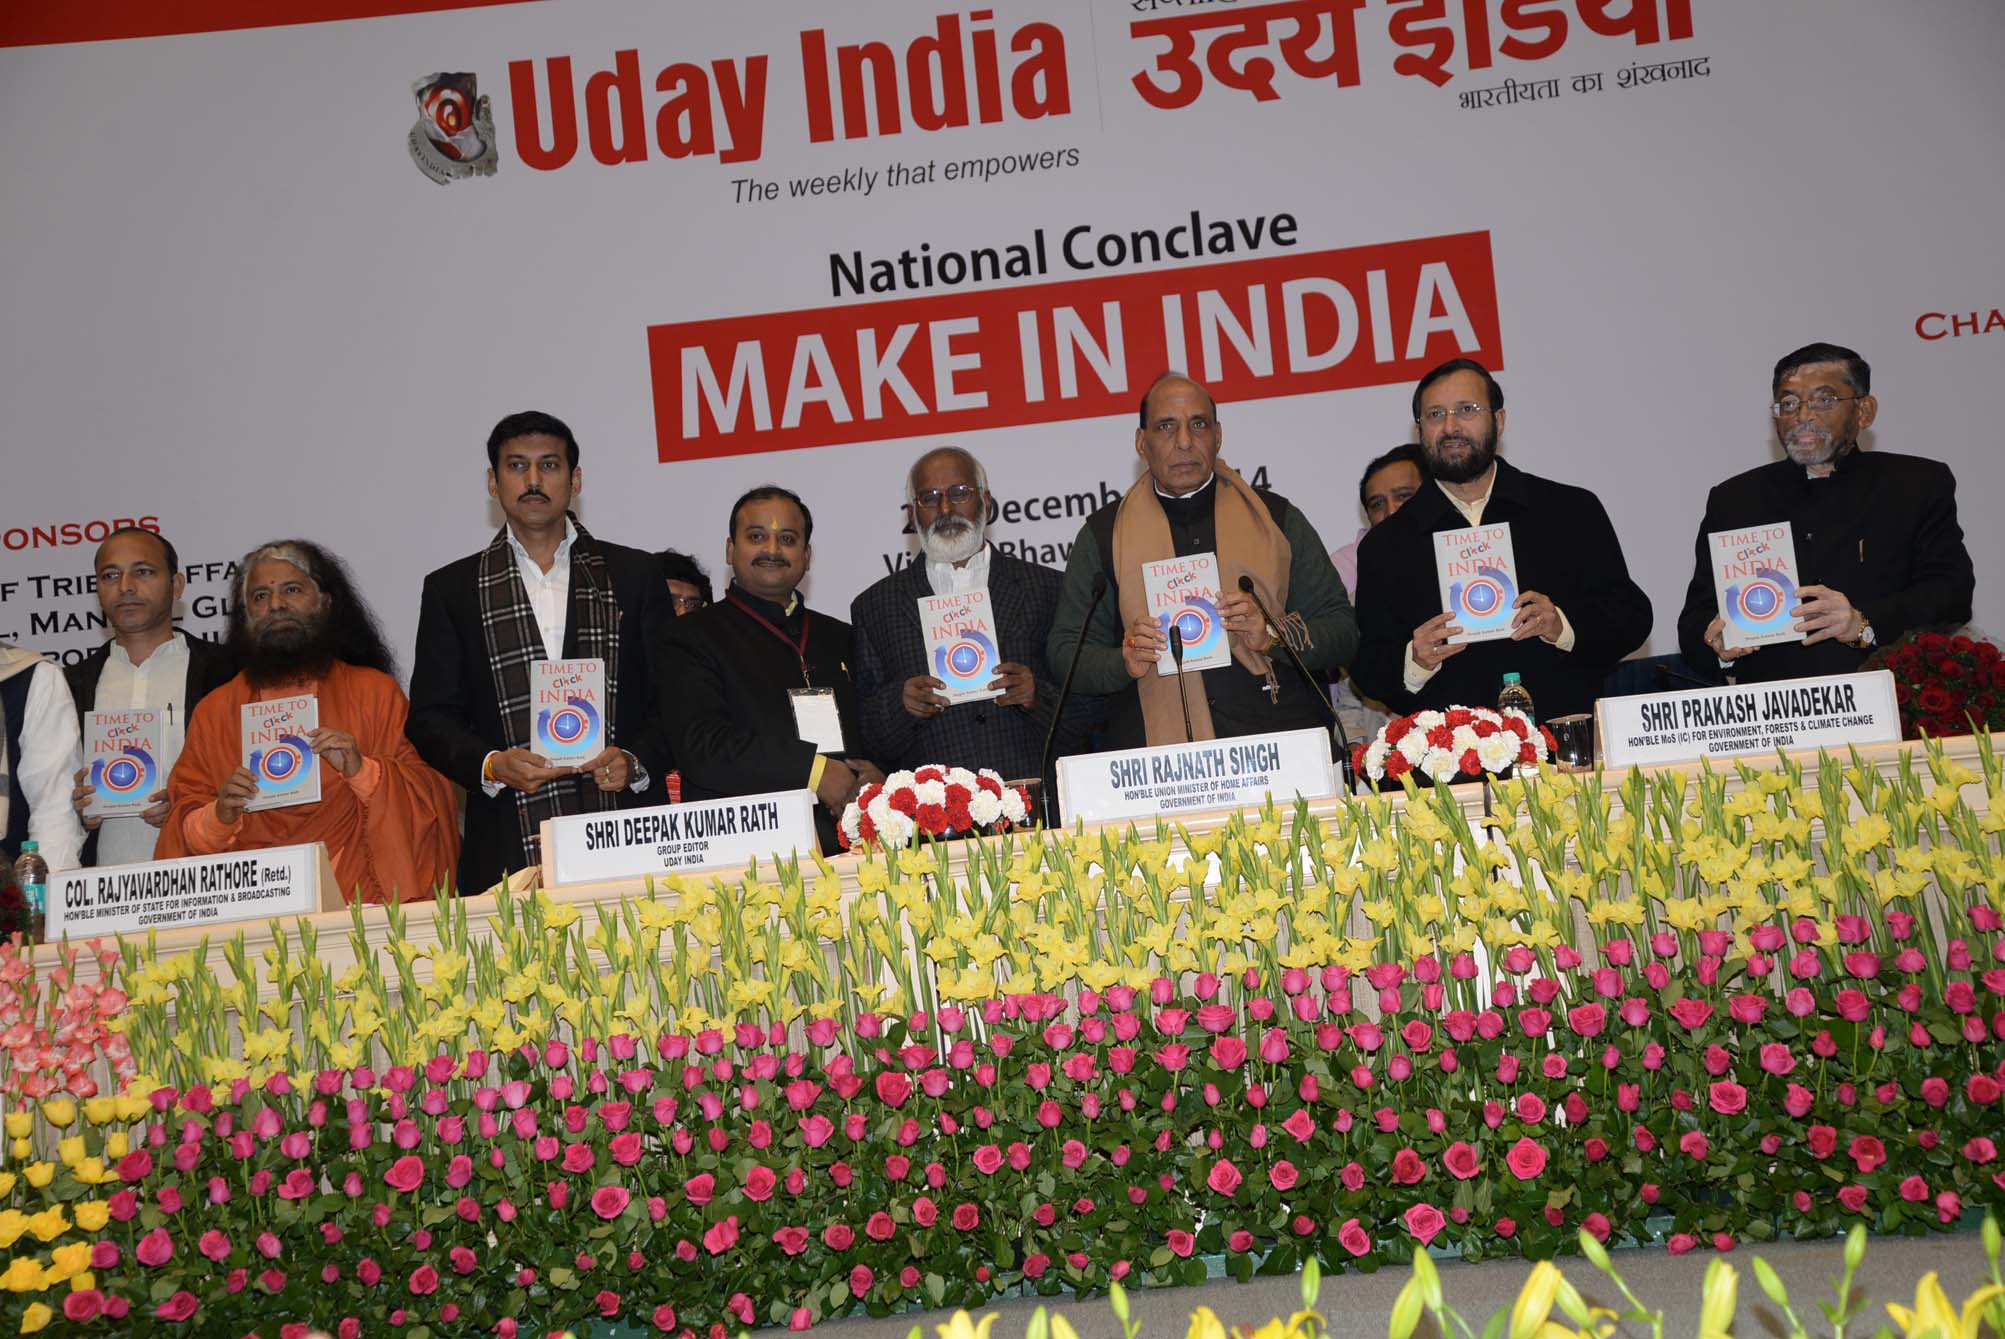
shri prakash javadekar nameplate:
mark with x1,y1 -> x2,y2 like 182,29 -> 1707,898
1595,670 -> 1901,770
540,790 -> 819,887
1056,727 -> 1337,827
46,843 -> 341,939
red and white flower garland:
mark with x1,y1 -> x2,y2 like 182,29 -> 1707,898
1353,705 -> 1553,785
839,765 -> 1033,850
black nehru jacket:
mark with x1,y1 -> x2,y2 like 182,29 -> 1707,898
1676,450 -> 1974,684
659,585 -> 864,854
1352,458 -> 1653,720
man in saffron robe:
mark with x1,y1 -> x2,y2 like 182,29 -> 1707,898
158,540 -> 457,903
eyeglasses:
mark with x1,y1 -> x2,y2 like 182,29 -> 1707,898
913,484 -> 981,508
670,595 -> 707,614
1770,392 -> 1862,418
1419,402 -> 1490,426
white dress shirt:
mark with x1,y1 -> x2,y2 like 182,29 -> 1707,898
90,635 -> 192,867
0,647 -> 85,872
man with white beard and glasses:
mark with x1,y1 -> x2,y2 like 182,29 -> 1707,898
1677,342 -> 1973,683
1352,358 -> 1652,720
850,446 -> 1084,778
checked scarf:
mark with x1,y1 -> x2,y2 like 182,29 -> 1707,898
477,515 -> 622,862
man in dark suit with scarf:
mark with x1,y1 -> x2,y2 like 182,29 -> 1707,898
407,411 -> 675,894
851,447 -> 1086,780
1049,372 -> 1359,749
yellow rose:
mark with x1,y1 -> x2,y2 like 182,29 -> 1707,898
70,1202 -> 107,1233
55,1137 -> 86,1169
1,1115 -> 29,1140
45,1243 -> 88,1282
0,1257 -> 46,1293
81,1098 -> 115,1126
103,1133 -> 128,1161
38,1100 -> 75,1130
26,1208 -> 68,1242
19,1301 -> 53,1333
20,1165 -> 52,1191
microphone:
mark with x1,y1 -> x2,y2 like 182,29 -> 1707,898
1237,574 -> 1358,795
1168,623 -> 1194,743
1039,572 -> 1107,826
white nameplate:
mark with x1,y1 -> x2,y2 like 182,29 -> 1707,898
543,790 -> 819,887
47,843 -> 337,940
1058,728 -> 1337,826
1597,670 -> 1900,770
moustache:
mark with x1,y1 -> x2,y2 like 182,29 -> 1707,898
752,556 -> 789,566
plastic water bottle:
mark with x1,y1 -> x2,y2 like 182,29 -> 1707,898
1497,672 -> 1535,721
11,841 -> 47,944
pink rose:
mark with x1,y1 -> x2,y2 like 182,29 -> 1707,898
1269,1160 -> 1299,1191
1167,1229 -> 1196,1257
383,1155 -> 424,1193
703,1216 -> 741,1254
1207,1159 -> 1244,1196
591,1185 -> 630,1220
136,1227 -> 174,1267
1708,1081 -> 1748,1115
972,1143 -> 1004,1175
1443,1141 -> 1480,1179
1391,1148 -> 1427,1184
1337,1218 -> 1371,1256
1680,1131 -> 1710,1161
685,1172 -> 714,1206
1404,1202 -> 1446,1247
1849,1135 -> 1887,1172
1210,1037 -> 1248,1069
1504,1137 -> 1547,1180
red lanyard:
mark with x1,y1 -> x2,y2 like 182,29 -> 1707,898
727,592 -> 814,686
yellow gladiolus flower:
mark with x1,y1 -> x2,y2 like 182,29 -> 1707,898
1187,1306 -> 1227,1339
1884,1273 -> 2004,1339
937,1311 -> 1000,1339
1509,1261 -> 1568,1339
19,1301 -> 53,1332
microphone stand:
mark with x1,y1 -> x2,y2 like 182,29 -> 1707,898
1236,575 -> 1358,795
1039,573 -> 1108,827
1168,624 -> 1194,742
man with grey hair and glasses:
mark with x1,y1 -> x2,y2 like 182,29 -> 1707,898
1676,341 -> 1974,683
850,445 -> 1083,778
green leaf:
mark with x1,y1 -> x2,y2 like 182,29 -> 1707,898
925,1273 -> 945,1307
548,1266 -> 579,1291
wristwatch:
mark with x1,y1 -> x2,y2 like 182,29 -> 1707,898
1846,614 -> 1876,650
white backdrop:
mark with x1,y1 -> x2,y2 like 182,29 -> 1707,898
3,0 -> 2001,673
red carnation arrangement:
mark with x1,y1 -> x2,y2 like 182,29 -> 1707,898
1880,631 -> 2005,739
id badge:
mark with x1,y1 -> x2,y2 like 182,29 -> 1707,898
789,687 -> 848,754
